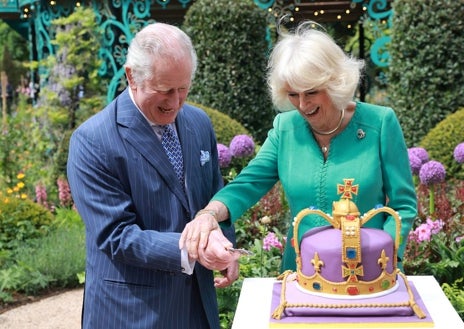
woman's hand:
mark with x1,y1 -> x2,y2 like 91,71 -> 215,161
180,212 -> 219,259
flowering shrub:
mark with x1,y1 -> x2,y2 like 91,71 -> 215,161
215,174 -> 289,329
57,177 -> 72,208
217,134 -> 257,184
409,218 -> 444,243
404,143 -> 464,319
263,232 -> 284,252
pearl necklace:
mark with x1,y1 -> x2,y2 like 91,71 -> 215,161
311,108 -> 345,136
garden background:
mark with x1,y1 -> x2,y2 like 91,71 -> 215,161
0,1 -> 463,328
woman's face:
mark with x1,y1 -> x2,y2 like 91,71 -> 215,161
286,87 -> 339,131
127,58 -> 192,125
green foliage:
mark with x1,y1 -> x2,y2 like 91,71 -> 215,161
0,21 -> 29,89
0,99 -> 58,191
0,197 -> 54,251
188,102 -> 250,145
183,0 -> 274,143
0,210 -> 85,302
38,6 -> 106,129
421,232 -> 464,284
27,6 -> 107,184
14,220 -> 85,292
442,278 -> 464,320
420,108 -> 464,180
404,179 -> 464,290
387,0 -> 464,146
0,107 -> 30,186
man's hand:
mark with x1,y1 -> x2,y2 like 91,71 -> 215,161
214,260 -> 240,288
196,229 -> 239,271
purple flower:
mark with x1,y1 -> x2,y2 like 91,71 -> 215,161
217,144 -> 232,168
408,154 -> 422,175
408,147 -> 429,164
263,232 -> 283,252
419,160 -> 446,185
229,134 -> 255,158
453,142 -> 464,164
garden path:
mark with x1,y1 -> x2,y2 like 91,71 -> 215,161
0,288 -> 83,329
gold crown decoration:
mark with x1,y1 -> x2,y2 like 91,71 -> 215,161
293,179 -> 402,296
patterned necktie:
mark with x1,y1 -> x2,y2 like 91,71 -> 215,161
161,125 -> 184,185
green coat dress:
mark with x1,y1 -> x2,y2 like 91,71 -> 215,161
213,102 -> 417,271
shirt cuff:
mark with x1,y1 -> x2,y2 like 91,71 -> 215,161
181,247 -> 195,275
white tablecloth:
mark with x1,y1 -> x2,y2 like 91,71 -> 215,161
232,276 -> 464,329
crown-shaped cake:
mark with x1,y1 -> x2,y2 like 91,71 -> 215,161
293,178 -> 401,296
271,179 -> 427,321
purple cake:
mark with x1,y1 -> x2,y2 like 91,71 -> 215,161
271,179 -> 427,321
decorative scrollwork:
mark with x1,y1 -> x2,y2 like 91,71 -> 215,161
253,0 -> 275,10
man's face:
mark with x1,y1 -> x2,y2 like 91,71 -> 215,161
128,58 -> 192,125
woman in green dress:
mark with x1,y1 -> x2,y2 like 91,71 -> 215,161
181,21 -> 417,273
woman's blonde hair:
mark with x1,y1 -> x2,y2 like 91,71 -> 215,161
267,21 -> 364,111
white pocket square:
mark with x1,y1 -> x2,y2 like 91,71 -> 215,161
200,150 -> 210,166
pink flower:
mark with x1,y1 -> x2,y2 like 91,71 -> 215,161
35,183 -> 49,209
57,177 -> 72,207
263,232 -> 283,252
412,218 -> 444,243
426,218 -> 444,234
416,223 -> 432,242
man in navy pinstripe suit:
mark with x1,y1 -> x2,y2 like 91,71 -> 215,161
67,23 -> 239,329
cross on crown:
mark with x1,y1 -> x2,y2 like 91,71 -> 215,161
337,178 -> 359,199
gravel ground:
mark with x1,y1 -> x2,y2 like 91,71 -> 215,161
0,288 -> 83,329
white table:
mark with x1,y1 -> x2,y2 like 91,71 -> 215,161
232,276 -> 464,329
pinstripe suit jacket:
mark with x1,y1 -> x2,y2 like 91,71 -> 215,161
67,89 -> 231,329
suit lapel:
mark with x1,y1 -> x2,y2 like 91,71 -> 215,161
175,110 -> 197,203
116,89 -> 189,208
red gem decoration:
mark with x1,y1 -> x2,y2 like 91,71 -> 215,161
346,215 -> 355,221
369,287 -> 374,292
347,286 -> 360,295
291,238 -> 295,247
